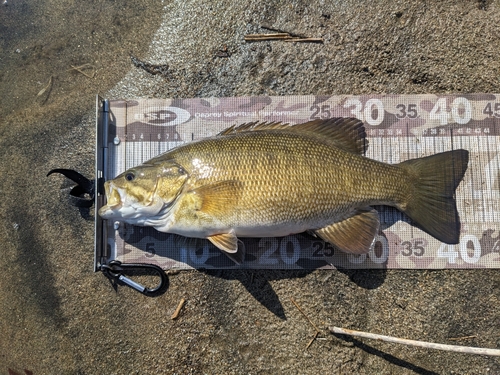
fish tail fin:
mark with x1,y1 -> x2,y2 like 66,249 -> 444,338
398,149 -> 469,244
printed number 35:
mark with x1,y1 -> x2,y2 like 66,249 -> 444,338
395,104 -> 418,119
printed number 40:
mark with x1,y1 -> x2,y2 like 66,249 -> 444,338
429,97 -> 472,125
437,235 -> 481,264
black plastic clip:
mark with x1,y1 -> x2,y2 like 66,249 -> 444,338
100,260 -> 169,297
47,169 -> 95,208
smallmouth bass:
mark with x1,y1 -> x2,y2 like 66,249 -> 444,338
99,118 -> 469,264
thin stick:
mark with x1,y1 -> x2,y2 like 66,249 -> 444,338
171,298 -> 186,320
330,327 -> 500,357
290,298 -> 320,332
283,38 -> 324,43
260,25 -> 306,38
244,33 -> 292,41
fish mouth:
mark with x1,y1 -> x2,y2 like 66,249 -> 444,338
98,181 -> 125,219
105,181 -> 122,207
98,180 -> 164,221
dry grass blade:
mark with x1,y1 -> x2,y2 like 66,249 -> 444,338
260,24 -> 306,38
290,298 -> 320,332
37,75 -> 53,97
245,33 -> 323,43
305,331 -> 319,350
68,63 -> 96,78
330,327 -> 500,357
290,298 -> 321,349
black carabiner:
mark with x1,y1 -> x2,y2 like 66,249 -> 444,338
100,260 -> 169,297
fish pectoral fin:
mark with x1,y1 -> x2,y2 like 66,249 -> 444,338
207,231 -> 245,264
190,180 -> 243,217
315,207 -> 380,254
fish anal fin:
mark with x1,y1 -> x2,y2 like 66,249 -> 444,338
315,207 -> 380,254
207,231 -> 245,264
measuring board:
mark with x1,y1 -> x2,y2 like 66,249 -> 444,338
94,94 -> 500,270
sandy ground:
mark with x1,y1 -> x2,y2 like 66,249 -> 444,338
1,0 -> 499,374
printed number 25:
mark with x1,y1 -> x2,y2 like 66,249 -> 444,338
310,105 -> 331,119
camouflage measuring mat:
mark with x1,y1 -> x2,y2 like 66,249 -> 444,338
95,94 -> 500,270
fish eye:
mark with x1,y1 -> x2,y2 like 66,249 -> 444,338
125,172 -> 135,181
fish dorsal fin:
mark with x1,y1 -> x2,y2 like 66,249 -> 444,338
217,121 -> 290,136
314,207 -> 380,254
291,118 -> 368,154
218,118 -> 368,154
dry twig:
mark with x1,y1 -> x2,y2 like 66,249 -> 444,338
171,298 -> 186,320
245,33 -> 292,41
245,31 -> 323,43
330,327 -> 500,357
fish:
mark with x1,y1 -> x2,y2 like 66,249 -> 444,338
99,118 -> 469,264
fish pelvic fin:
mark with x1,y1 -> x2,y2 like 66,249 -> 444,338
315,207 -> 380,254
207,231 -> 245,264
398,149 -> 469,244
